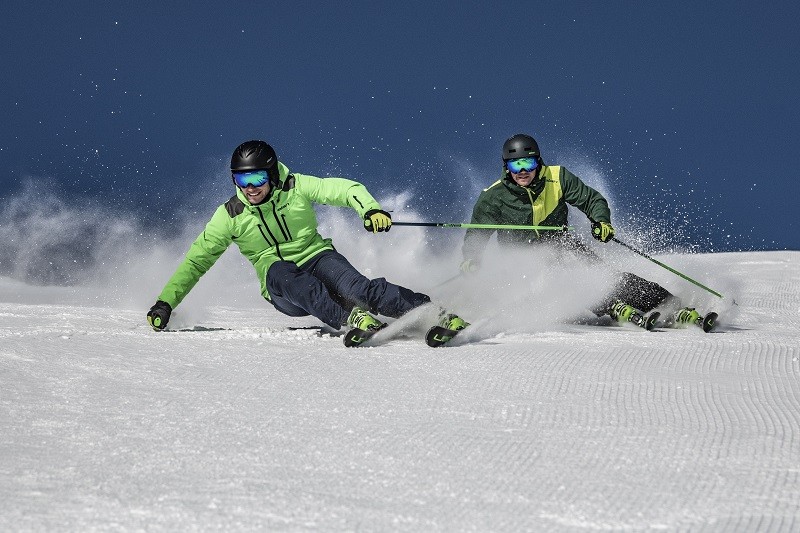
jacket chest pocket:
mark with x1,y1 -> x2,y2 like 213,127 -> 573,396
254,205 -> 293,246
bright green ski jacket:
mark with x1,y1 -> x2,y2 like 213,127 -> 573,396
462,165 -> 611,261
157,162 -> 381,308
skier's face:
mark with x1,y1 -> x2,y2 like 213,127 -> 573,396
240,182 -> 270,205
509,168 -> 537,187
505,157 -> 539,187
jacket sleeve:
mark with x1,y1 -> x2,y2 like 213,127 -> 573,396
157,205 -> 233,308
293,174 -> 381,217
461,189 -> 498,262
560,168 -> 612,223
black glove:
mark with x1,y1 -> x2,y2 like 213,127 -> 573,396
363,209 -> 392,233
591,220 -> 615,243
147,300 -> 172,331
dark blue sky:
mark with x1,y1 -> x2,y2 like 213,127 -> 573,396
3,1 -> 799,251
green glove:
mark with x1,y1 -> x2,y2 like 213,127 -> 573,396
147,300 -> 172,331
363,209 -> 392,233
460,259 -> 479,274
591,221 -> 615,243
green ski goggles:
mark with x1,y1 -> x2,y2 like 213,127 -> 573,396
505,157 -> 539,173
233,170 -> 270,188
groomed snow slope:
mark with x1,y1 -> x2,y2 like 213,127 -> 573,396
1,251 -> 799,531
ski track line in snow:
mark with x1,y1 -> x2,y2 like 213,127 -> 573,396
1,251 -> 800,531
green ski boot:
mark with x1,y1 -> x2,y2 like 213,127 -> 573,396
673,307 -> 718,333
343,307 -> 386,347
425,311 -> 469,347
609,300 -> 659,331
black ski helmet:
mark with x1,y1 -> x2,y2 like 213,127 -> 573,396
230,140 -> 279,183
502,134 -> 540,161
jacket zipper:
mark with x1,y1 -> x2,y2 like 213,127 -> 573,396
524,188 -> 541,240
271,202 -> 291,240
255,205 -> 284,260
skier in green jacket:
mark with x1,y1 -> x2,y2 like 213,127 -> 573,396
147,140 -> 467,345
461,133 -> 712,330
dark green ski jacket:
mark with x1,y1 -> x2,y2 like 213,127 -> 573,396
157,162 -> 382,308
462,165 -> 611,262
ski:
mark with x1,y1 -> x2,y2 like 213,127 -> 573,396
343,325 -> 385,347
702,312 -> 719,332
425,325 -> 464,347
344,310 -> 470,348
344,323 -> 467,347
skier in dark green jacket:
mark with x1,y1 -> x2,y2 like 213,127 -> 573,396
147,140 -> 467,345
461,133 -> 710,330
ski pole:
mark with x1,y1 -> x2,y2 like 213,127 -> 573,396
392,222 -> 572,231
612,237 -> 725,299
433,272 -> 463,289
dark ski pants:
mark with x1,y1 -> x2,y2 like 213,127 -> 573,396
594,272 -> 676,315
266,250 -> 431,329
537,234 -> 676,314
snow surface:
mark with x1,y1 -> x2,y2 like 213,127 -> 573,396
2,249 -> 799,531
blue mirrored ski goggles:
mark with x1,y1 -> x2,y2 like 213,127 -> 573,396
505,157 -> 539,173
233,170 -> 270,188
